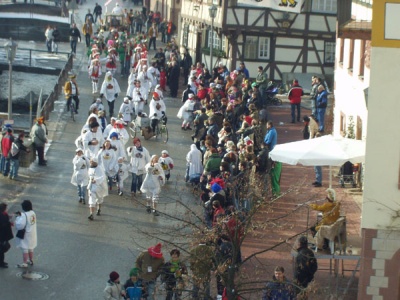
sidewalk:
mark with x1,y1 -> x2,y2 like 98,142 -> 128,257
240,104 -> 361,299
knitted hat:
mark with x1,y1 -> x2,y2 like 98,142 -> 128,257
148,243 -> 163,258
110,132 -> 119,140
75,148 -> 83,153
90,121 -> 100,129
129,268 -> 139,277
161,150 -> 168,155
109,271 -> 119,282
153,92 -> 159,98
211,183 -> 222,194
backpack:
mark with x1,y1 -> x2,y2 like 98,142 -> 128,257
10,142 -> 20,157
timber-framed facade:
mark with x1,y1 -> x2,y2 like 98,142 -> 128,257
179,0 -> 338,83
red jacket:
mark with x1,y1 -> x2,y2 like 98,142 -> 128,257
197,89 -> 208,100
1,133 -> 13,157
288,83 -> 304,104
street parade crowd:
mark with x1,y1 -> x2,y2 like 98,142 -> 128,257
0,3 -> 335,299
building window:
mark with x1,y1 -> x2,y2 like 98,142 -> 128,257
244,36 -> 270,60
183,24 -> 189,48
324,41 -> 335,64
208,29 -> 220,50
312,0 -> 337,13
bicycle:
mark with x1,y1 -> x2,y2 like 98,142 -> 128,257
128,113 -> 168,143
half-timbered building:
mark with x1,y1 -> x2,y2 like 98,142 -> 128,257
178,0 -> 338,84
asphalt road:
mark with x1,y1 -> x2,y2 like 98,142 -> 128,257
0,2 -> 199,299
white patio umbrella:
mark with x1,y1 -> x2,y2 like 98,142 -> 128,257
269,135 -> 366,187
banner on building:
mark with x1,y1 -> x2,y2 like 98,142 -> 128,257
237,0 -> 304,14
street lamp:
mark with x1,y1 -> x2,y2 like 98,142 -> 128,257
4,38 -> 18,120
208,4 -> 217,70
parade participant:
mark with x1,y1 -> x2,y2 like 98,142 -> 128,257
64,73 -> 80,113
177,93 -> 195,130
100,71 -> 121,117
135,243 -> 165,300
88,58 -> 102,94
109,120 -> 129,146
154,84 -> 164,100
126,68 -> 138,98
149,92 -> 166,134
87,157 -> 108,220
103,117 -> 117,140
105,47 -> 118,75
148,63 -> 160,89
127,137 -> 151,196
185,144 -> 203,182
0,202 -> 13,268
141,155 -> 165,216
97,140 -> 119,192
137,64 -> 152,104
130,80 -> 146,115
30,118 -> 48,166
115,157 -> 129,196
158,150 -> 173,181
104,271 -> 126,300
109,132 -> 127,162
83,121 -> 104,159
15,200 -> 37,268
71,148 -> 90,204
112,2 -> 123,14
161,249 -> 188,300
119,97 -> 134,123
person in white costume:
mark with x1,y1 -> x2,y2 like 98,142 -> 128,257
109,132 -> 127,163
149,91 -> 166,134
141,155 -> 165,216
185,144 -> 203,182
111,3 -> 123,15
127,137 -> 150,195
87,157 -> 108,220
71,148 -> 90,204
116,157 -> 129,196
177,93 -> 196,130
108,120 -> 129,146
158,150 -> 174,181
100,71 -> 121,117
103,117 -> 117,140
15,200 -> 37,268
83,121 -> 104,159
136,64 -> 152,104
119,96 -> 134,123
130,80 -> 146,115
97,140 -> 119,192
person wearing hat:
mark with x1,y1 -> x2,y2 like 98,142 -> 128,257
83,121 -> 104,159
30,118 -> 48,166
71,148 -> 90,204
88,57 -> 102,94
109,119 -> 129,146
309,188 -> 341,248
104,271 -> 126,299
135,243 -> 165,299
129,80 -> 146,115
105,47 -> 118,75
140,155 -> 165,216
177,93 -> 195,130
149,92 -> 166,134
64,73 -> 80,113
103,117 -> 117,140
158,150 -> 173,181
119,97 -> 134,123
137,65 -> 153,105
127,137 -> 151,195
294,236 -> 318,292
100,71 -> 121,118
124,268 -> 145,300
87,157 -> 108,220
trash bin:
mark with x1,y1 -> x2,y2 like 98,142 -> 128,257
19,139 -> 36,168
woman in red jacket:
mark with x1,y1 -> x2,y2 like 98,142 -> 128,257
288,79 -> 304,123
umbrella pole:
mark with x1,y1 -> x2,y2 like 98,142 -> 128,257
329,166 -> 332,188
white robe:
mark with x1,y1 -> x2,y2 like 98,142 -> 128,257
83,130 -> 104,159
140,162 -> 165,195
97,148 -> 118,177
100,76 -> 121,102
186,144 -> 203,176
177,99 -> 195,122
108,127 -> 129,146
87,165 -> 108,205
119,101 -> 134,123
71,155 -> 90,186
149,98 -> 166,120
127,146 -> 151,175
130,86 -> 146,114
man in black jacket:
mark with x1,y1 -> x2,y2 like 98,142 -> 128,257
93,3 -> 102,24
69,23 -> 81,55
0,202 -> 13,268
294,236 -> 318,292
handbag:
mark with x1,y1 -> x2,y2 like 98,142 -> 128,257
1,241 -> 11,253
16,213 -> 27,239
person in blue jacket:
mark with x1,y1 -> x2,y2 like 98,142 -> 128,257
316,85 -> 328,132
263,121 -> 277,151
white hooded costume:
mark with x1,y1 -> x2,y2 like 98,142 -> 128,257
100,71 -> 121,103
140,157 -> 165,199
87,161 -> 109,206
186,144 -> 203,177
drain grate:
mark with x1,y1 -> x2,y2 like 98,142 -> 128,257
16,271 -> 49,281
